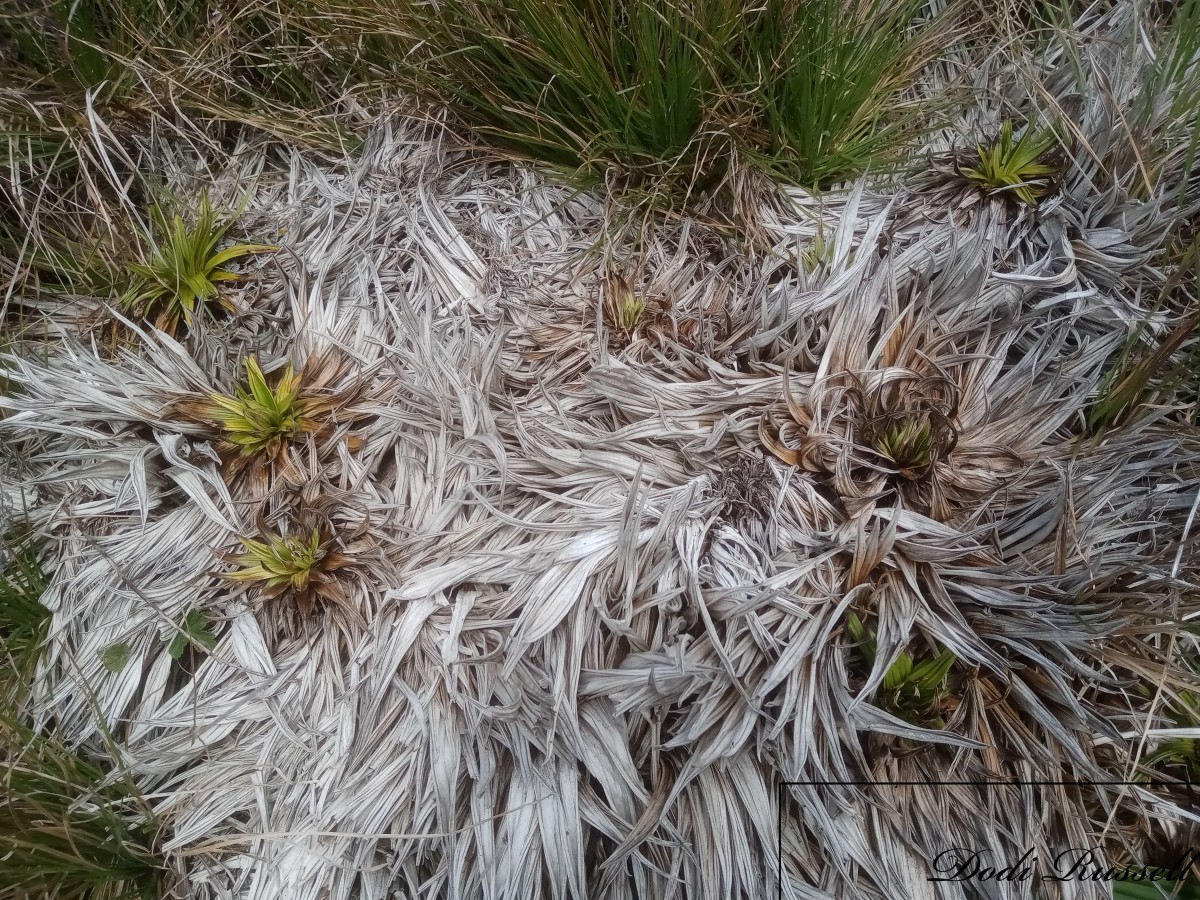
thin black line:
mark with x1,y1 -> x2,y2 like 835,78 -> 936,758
776,782 -> 783,900
780,780 -> 1188,786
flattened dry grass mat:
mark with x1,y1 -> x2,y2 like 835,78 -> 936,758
777,780 -> 1200,899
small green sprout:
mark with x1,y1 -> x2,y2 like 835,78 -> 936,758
616,294 -> 646,332
123,194 -> 275,333
227,529 -> 326,598
602,274 -> 653,342
207,359 -> 318,459
847,611 -> 957,727
964,120 -> 1058,207
875,416 -> 938,476
801,230 -> 835,273
1146,736 -> 1200,776
1142,687 -> 1200,782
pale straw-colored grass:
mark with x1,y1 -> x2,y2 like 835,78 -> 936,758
2,3 -> 1200,898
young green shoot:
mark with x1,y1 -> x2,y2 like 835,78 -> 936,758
964,120 -> 1059,206
1142,687 -> 1200,783
874,417 -> 938,477
208,359 -> 318,459
123,194 -> 275,334
801,230 -> 835,273
616,295 -> 647,333
847,611 -> 957,728
227,529 -> 326,598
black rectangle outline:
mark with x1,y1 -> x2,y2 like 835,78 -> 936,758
775,781 -> 1196,900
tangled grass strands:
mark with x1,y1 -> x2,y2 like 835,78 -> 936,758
3,2 -> 1200,896
0,705 -> 167,900
6,117 -> 1200,894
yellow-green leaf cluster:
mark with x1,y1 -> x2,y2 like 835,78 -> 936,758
615,294 -> 646,333
123,194 -> 275,333
875,417 -> 937,473
963,120 -> 1058,206
847,612 -> 957,727
227,529 -> 325,596
208,359 -> 317,458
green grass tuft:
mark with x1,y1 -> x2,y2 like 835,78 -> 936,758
0,530 -> 163,899
1086,233 -> 1200,436
739,0 -> 957,188
122,194 -> 275,334
0,709 -> 164,900
395,0 -> 960,203
0,529 -> 50,701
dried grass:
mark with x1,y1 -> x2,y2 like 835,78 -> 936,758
1,3 -> 1200,898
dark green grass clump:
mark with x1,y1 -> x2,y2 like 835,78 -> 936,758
0,712 -> 165,900
396,0 -> 957,203
0,528 -> 50,698
2,0 -> 956,213
0,531 -> 165,900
